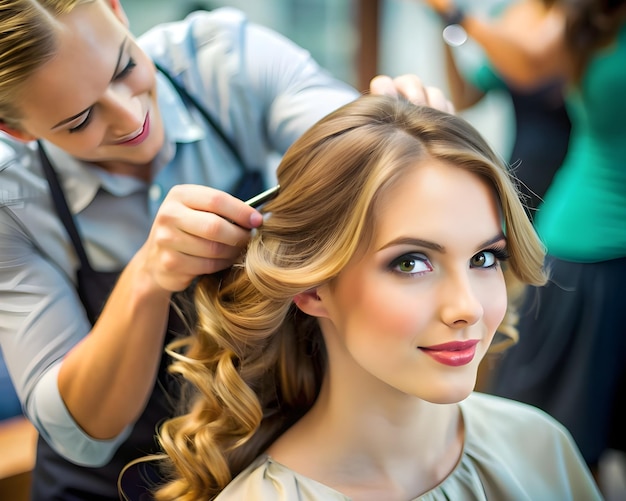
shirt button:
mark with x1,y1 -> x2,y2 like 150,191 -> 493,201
148,184 -> 162,202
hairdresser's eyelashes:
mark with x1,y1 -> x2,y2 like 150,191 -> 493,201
68,110 -> 93,133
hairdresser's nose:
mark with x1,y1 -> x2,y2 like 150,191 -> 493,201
439,270 -> 484,328
101,86 -> 144,138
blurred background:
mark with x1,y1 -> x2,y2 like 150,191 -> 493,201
123,0 -> 513,161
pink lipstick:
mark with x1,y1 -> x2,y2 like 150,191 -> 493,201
116,113 -> 150,146
419,340 -> 479,367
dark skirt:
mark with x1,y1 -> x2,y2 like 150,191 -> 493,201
488,256 -> 626,466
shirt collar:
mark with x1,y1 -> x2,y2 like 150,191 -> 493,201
155,69 -> 206,144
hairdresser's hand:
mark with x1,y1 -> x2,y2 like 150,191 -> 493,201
139,185 -> 263,292
370,75 -> 455,114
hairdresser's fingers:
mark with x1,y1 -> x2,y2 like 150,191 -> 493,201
172,202 -> 254,249
158,185 -> 261,248
142,222 -> 244,292
174,184 -> 263,230
150,227 -> 239,276
141,185 -> 263,291
142,238 -> 241,292
369,75 -> 400,97
396,75 -> 453,112
386,74 -> 429,104
372,74 -> 455,114
425,85 -> 456,114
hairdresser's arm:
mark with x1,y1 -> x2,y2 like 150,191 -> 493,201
0,186 -> 259,466
422,0 -> 570,88
443,44 -> 485,111
56,187 -> 260,439
239,18 -> 357,155
0,205 -> 126,466
238,14 -> 454,162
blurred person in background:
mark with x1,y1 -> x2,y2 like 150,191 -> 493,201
439,0 -> 571,221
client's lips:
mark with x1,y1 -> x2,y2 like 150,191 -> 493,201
419,340 -> 480,367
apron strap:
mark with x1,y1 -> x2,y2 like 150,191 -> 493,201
154,62 -> 265,201
37,142 -> 93,272
154,61 -> 245,166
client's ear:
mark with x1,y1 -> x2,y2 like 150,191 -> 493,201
293,288 -> 329,318
0,121 -> 37,143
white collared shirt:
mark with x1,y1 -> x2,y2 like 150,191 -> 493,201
0,7 -> 356,466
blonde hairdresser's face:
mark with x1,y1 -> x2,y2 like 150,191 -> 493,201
316,159 -> 508,404
15,0 -> 164,167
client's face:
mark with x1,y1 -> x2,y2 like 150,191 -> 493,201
316,159 -> 508,404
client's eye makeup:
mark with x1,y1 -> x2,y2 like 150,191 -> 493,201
388,253 -> 432,276
470,246 -> 510,269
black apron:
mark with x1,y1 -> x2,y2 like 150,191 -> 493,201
30,65 -> 264,500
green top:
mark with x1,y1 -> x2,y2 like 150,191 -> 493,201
535,24 -> 626,262
466,58 -> 507,92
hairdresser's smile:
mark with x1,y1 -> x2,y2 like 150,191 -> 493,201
114,113 -> 151,146
317,159 -> 508,405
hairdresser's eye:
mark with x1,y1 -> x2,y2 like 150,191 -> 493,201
68,110 -> 92,134
470,247 -> 509,269
114,58 -> 137,80
389,253 -> 431,275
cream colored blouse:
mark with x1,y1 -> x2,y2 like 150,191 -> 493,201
215,393 -> 602,500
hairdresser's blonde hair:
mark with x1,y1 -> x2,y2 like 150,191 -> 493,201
152,96 -> 547,500
0,0 -> 93,127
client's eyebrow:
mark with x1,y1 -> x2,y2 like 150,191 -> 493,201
476,233 -> 507,250
50,38 -> 128,130
378,233 -> 506,253
379,237 -> 444,253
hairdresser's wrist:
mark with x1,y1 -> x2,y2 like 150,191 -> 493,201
436,4 -> 468,47
437,5 -> 466,27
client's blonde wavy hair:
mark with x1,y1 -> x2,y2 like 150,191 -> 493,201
151,95 -> 547,500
